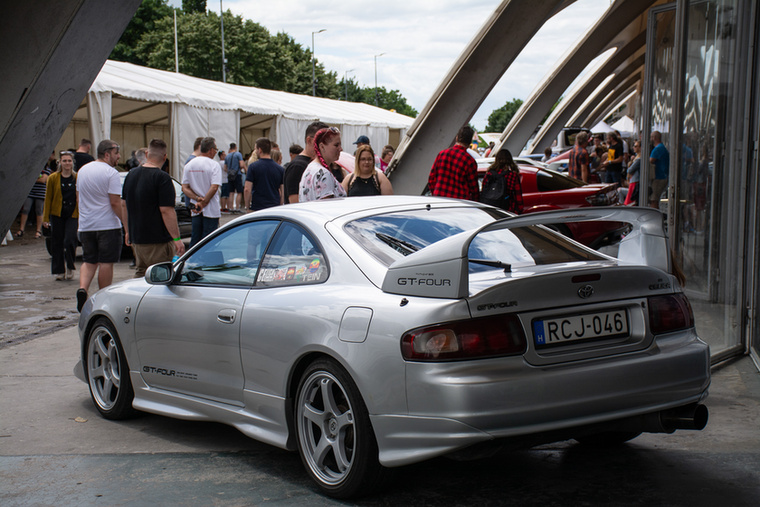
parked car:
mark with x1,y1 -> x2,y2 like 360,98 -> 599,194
478,158 -> 626,248
75,196 -> 709,498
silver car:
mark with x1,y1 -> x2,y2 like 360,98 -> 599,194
75,196 -> 710,498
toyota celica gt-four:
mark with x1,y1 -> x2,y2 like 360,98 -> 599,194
75,196 -> 710,498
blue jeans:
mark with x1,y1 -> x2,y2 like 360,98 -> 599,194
190,215 -> 219,248
604,169 -> 622,184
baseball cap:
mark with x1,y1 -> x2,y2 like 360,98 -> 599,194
353,135 -> 370,145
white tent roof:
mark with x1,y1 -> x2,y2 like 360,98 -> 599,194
590,120 -> 612,133
611,115 -> 635,137
88,60 -> 414,128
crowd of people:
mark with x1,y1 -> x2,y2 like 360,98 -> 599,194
12,123 -> 402,313
564,128 -> 671,208
13,118 -> 679,314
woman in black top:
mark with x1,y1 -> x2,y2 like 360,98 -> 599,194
42,151 -> 78,280
342,145 -> 393,197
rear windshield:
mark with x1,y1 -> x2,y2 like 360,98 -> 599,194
536,169 -> 585,191
344,207 -> 604,269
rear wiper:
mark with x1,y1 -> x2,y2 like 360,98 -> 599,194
469,259 -> 512,273
376,233 -> 420,256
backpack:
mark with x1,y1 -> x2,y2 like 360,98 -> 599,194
480,171 -> 511,208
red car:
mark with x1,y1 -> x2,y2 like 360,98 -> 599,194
478,160 -> 626,248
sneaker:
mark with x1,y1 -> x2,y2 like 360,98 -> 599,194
76,288 -> 88,312
54,274 -> 64,281
66,268 -> 74,280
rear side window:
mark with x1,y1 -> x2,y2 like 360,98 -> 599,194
256,222 -> 328,287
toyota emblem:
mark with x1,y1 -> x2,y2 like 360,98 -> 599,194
578,285 -> 594,299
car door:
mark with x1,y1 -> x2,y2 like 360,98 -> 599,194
134,220 -> 279,406
238,221 -> 331,397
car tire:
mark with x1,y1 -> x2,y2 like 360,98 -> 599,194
85,318 -> 137,420
574,431 -> 642,446
294,358 -> 389,498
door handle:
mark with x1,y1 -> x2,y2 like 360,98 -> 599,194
217,309 -> 237,324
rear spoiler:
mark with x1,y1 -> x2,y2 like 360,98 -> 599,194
381,207 -> 669,299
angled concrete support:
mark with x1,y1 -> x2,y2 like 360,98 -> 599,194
573,57 -> 645,126
0,0 -> 141,237
388,0 -> 571,194
528,31 -> 647,154
498,0 -> 655,156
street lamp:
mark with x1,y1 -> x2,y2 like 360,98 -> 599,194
344,68 -> 355,101
374,52 -> 385,106
312,29 -> 326,96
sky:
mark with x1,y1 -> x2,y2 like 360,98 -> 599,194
169,0 -> 611,130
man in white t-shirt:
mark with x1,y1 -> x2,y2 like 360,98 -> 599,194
75,139 -> 124,312
182,137 -> 222,247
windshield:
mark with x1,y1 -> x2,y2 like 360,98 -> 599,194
344,207 -> 604,269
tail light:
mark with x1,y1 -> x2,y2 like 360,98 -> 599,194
648,293 -> 695,335
401,314 -> 526,361
585,191 -> 612,206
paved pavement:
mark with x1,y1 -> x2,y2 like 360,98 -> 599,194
1,217 -> 760,506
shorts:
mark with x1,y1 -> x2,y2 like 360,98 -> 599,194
21,197 -> 44,216
79,228 -> 123,264
221,182 -> 230,198
133,241 -> 174,278
650,178 -> 668,203
230,173 -> 244,194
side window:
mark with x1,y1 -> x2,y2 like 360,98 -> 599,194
256,222 -> 328,287
180,220 -> 279,286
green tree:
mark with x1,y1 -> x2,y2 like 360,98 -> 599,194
182,0 -> 206,14
115,5 -> 416,110
337,80 -> 418,117
135,11 -> 342,96
485,98 -> 523,132
110,0 -> 173,65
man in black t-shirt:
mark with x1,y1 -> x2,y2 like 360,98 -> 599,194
73,139 -> 95,170
121,139 -> 185,277
245,137 -> 285,211
602,131 -> 624,184
283,120 -> 329,204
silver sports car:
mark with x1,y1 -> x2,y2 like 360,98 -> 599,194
75,196 -> 710,498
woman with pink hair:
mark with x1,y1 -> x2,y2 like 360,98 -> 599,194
299,127 -> 347,201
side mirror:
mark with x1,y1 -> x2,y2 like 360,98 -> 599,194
145,262 -> 175,285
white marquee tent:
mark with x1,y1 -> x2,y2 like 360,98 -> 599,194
611,115 -> 635,138
57,60 -> 414,178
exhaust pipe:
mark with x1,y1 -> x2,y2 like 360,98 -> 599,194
640,403 -> 708,433
660,403 -> 708,431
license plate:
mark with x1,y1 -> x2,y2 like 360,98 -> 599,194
533,309 -> 629,348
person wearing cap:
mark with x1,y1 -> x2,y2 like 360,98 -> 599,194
353,135 -> 370,156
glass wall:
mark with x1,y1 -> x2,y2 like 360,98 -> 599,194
647,8 -> 675,209
673,0 -> 743,358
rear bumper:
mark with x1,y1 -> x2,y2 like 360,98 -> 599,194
373,330 -> 709,467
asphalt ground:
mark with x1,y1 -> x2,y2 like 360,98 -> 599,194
1,215 -> 760,506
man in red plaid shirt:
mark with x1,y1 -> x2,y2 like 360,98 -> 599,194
568,131 -> 590,182
427,126 -> 479,200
